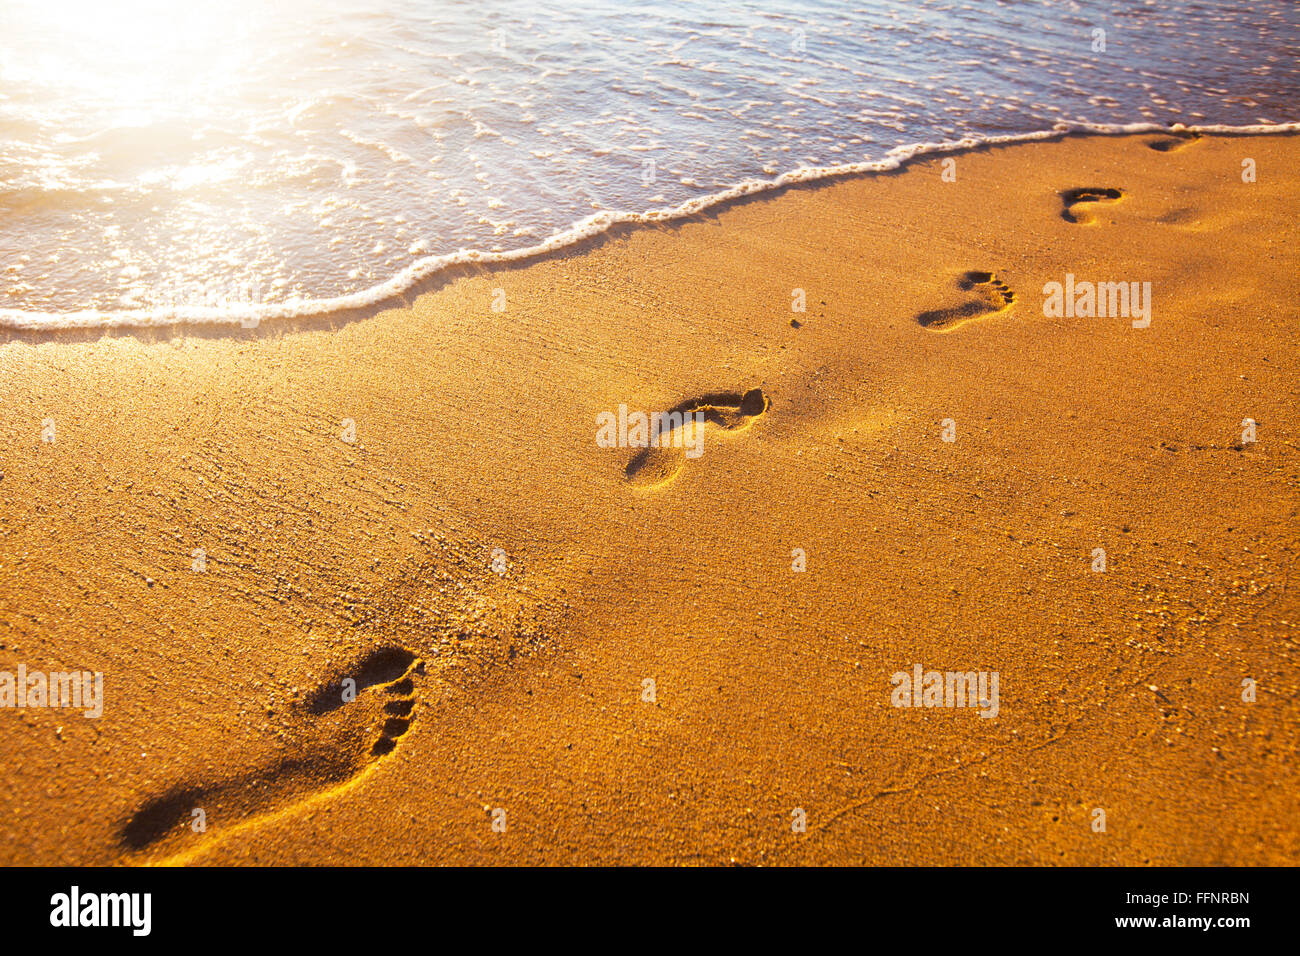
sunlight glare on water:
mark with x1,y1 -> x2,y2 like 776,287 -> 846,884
6,0 -> 262,123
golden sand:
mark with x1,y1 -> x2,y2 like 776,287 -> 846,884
0,131 -> 1296,865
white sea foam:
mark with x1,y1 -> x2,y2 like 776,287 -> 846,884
4,0 -> 1297,328
2,120 -> 1294,332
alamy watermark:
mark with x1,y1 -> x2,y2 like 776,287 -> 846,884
596,405 -> 706,458
1,665 -> 103,718
153,280 -> 268,328
50,886 -> 150,936
1043,274 -> 1152,328
890,663 -> 999,718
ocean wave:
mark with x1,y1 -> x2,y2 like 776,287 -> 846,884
2,120 -> 1295,332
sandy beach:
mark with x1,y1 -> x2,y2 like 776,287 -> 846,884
0,130 -> 1296,865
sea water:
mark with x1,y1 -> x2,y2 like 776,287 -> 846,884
0,0 -> 1296,328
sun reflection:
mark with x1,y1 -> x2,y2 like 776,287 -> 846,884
0,0 -> 288,310
2,0 -> 267,128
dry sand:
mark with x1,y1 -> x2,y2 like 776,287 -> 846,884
0,131 -> 1296,865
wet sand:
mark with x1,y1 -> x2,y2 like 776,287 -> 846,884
0,131 -> 1296,865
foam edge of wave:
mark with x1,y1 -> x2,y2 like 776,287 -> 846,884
3,119 -> 1296,332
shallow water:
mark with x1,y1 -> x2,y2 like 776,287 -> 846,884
1,0 -> 1296,327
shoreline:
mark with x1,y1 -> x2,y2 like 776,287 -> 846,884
2,121 -> 1297,333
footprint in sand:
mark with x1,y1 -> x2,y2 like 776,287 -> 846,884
1060,187 -> 1124,224
915,271 -> 1015,332
121,646 -> 422,856
624,388 -> 769,489
1146,132 -> 1201,152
